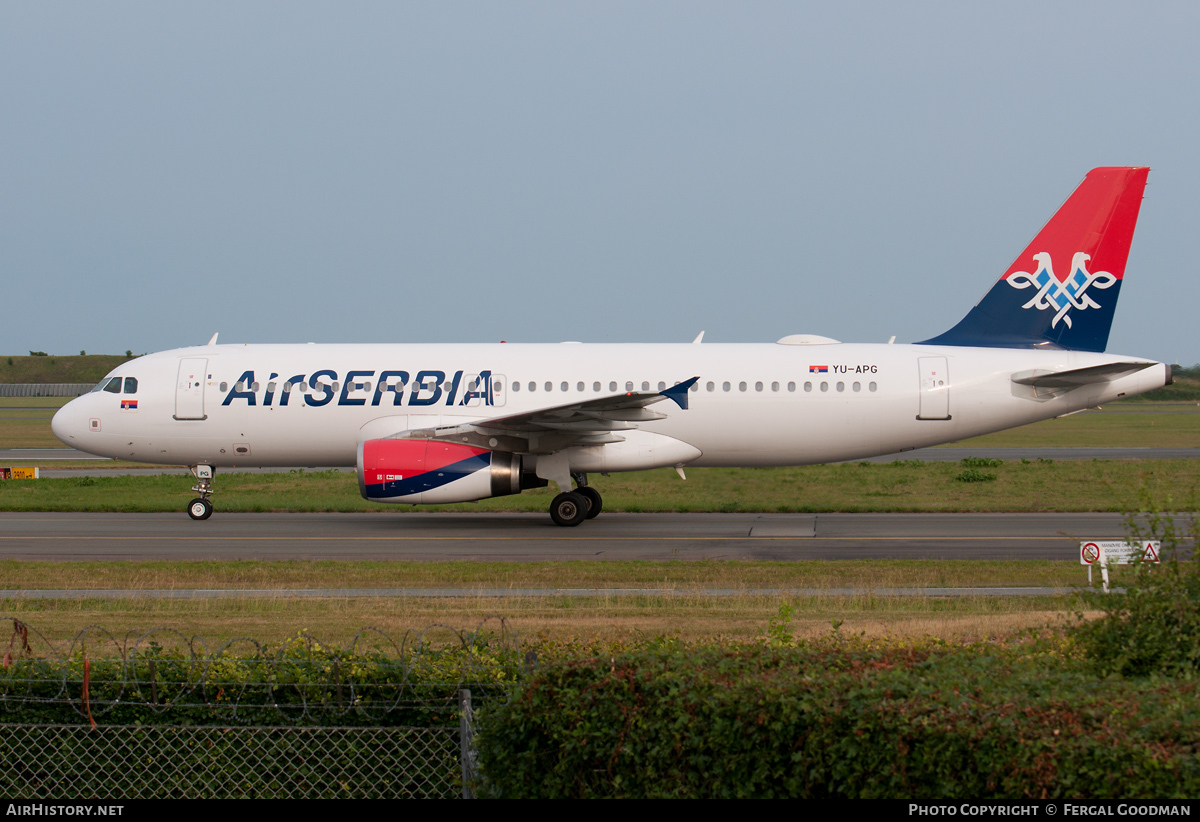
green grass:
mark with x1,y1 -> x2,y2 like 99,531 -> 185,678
0,558 -> 1085,591
942,406 -> 1200,448
0,558 -> 1094,647
0,354 -> 134,384
0,460 -> 1195,512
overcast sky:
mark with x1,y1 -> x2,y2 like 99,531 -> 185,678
3,2 -> 1198,364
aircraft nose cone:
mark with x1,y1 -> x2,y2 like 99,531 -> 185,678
51,400 -> 81,446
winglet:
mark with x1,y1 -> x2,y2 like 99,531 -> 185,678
206,333 -> 219,346
661,377 -> 699,410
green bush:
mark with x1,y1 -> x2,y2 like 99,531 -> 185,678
1070,506 -> 1200,677
475,640 -> 1200,798
0,632 -> 518,727
955,468 -> 996,482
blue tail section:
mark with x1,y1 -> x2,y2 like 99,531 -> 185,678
918,167 -> 1148,352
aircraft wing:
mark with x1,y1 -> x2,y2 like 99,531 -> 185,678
395,377 -> 699,454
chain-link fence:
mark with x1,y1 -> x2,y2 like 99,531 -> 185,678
1,723 -> 463,798
0,619 -> 518,798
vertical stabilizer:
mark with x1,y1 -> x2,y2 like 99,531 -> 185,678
918,167 -> 1148,352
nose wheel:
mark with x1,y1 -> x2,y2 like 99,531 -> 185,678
188,498 -> 214,520
187,465 -> 215,520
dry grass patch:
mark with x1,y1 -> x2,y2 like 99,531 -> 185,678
0,559 -> 1087,590
0,590 -> 1083,649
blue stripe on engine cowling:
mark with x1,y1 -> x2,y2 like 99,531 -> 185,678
364,451 -> 492,500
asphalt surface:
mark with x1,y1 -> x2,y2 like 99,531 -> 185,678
0,511 -> 1132,561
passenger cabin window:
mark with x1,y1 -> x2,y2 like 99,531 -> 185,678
706,381 -> 715,392
609,381 -> 617,392
123,377 -> 138,394
512,381 -> 520,392
220,382 -> 228,392
576,382 -> 584,392
593,382 -> 601,392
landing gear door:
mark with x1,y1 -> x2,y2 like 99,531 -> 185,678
917,357 -> 950,420
175,358 -> 208,420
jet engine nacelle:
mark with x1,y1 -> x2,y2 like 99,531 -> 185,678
357,439 -> 536,504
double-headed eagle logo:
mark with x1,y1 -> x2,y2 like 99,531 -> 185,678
1005,252 -> 1117,329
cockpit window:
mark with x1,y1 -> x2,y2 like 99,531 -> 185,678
123,377 -> 138,394
103,377 -> 122,394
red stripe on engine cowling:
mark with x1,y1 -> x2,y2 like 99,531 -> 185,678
361,439 -> 490,480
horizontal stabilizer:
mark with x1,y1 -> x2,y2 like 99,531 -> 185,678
1011,361 -> 1155,389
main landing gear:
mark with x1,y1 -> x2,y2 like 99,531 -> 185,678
187,464 -> 215,520
548,473 -> 603,527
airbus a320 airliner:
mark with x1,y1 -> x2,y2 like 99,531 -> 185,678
52,167 -> 1169,525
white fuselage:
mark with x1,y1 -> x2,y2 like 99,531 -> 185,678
52,341 -> 1169,470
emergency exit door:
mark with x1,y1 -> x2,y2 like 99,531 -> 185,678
917,357 -> 950,420
175,358 -> 208,420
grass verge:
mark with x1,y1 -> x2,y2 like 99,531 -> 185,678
0,559 -> 1100,648
0,459 -> 1195,512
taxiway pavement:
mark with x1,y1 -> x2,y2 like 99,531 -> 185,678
0,511 -> 1133,561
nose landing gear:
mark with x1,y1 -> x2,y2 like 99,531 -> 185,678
187,465 -> 215,520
